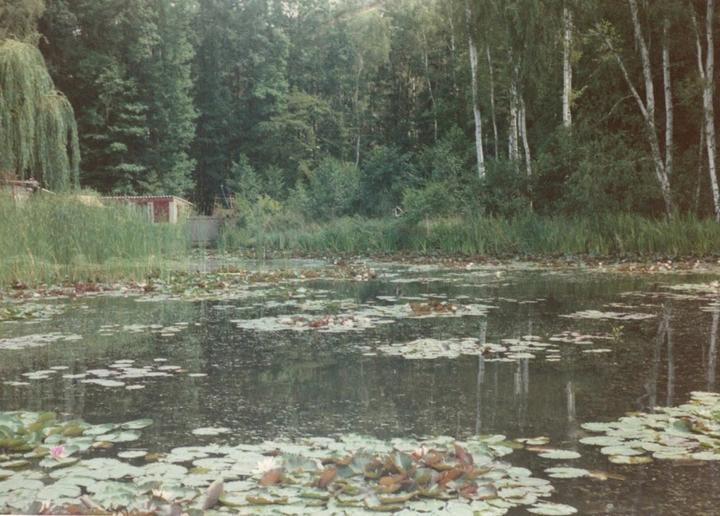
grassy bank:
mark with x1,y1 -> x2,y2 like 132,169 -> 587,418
0,193 -> 190,285
218,213 -> 720,258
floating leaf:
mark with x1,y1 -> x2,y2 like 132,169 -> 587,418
528,502 -> 578,515
537,450 -> 581,460
95,431 -> 140,444
600,446 -> 644,457
544,467 -> 590,479
120,419 -> 153,430
608,455 -> 653,465
192,427 -> 230,437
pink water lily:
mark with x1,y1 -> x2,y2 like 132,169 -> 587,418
50,445 -> 66,460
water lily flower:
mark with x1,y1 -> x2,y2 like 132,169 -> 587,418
411,445 -> 429,460
254,456 -> 281,475
50,445 -> 66,460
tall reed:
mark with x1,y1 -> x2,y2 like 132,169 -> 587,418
218,213 -> 720,258
0,193 -> 190,285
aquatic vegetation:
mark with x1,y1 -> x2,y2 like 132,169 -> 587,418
232,300 -> 494,334
0,410 -> 156,513
3,358 -> 203,390
0,333 -> 82,351
549,331 -> 614,346
580,392 -> 720,465
0,428 -> 574,514
0,302 -> 65,324
560,310 -> 656,321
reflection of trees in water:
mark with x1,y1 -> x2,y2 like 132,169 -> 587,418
642,303 -> 674,410
708,311 -> 718,391
474,320 -> 486,434
0,298 -> 206,418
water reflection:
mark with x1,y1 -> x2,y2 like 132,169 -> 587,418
708,311 -> 718,391
1,269 -> 720,513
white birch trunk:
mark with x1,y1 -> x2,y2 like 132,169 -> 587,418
704,0 -> 719,221
562,5 -> 573,128
446,3 -> 459,97
709,311 -> 718,390
465,0 -> 485,179
354,56 -> 364,167
662,19 -> 673,178
520,96 -> 532,176
693,3 -> 720,220
508,68 -> 520,170
608,0 -> 673,215
421,32 -> 439,143
486,45 -> 499,158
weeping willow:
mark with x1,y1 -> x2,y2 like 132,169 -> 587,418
0,39 -> 80,191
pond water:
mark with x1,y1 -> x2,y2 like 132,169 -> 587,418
1,261 -> 719,514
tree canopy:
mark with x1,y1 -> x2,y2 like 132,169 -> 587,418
0,0 -> 714,218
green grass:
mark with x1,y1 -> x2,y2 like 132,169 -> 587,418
218,213 -> 720,258
0,193 -> 190,285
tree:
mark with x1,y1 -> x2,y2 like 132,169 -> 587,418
562,0 -> 573,128
465,0 -> 486,178
39,0 -> 196,195
597,0 -> 674,216
191,0 -> 236,211
0,38 -> 79,190
0,0 -> 45,42
345,5 -> 391,165
692,0 -> 719,221
140,0 -> 197,195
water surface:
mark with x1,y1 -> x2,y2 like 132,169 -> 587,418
1,262 -> 719,514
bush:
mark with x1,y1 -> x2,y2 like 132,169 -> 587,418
302,158 -> 361,220
359,146 -> 417,217
402,182 -> 454,223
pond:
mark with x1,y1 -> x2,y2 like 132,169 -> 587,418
1,260 -> 719,514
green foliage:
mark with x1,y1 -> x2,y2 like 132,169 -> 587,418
0,0 -> 45,42
219,212 -> 720,259
0,39 -> 79,190
402,182 -> 454,223
29,0 -> 720,226
359,146 -> 417,216
39,0 -> 195,196
0,193 -> 189,285
301,159 -> 362,220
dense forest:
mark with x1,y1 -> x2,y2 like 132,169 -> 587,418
2,0 -> 719,222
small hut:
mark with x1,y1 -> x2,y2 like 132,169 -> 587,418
0,178 -> 41,202
101,195 -> 194,224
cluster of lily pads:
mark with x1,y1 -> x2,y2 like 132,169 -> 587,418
3,421 -> 579,515
0,302 -> 66,324
232,301 -> 494,334
560,309 -> 655,321
0,333 -> 83,352
364,336 -> 563,363
0,410 -> 156,513
97,322 -> 193,339
3,358 -> 206,389
363,331 -> 620,363
577,391 -> 720,465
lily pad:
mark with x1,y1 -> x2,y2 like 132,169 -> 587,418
528,502 -> 578,515
192,427 -> 231,437
544,467 -> 590,479
537,449 -> 581,460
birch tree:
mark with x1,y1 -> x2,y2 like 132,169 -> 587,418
346,9 -> 391,166
599,0 -> 674,216
692,0 -> 720,221
465,0 -> 486,179
562,1 -> 573,128
486,45 -> 500,158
